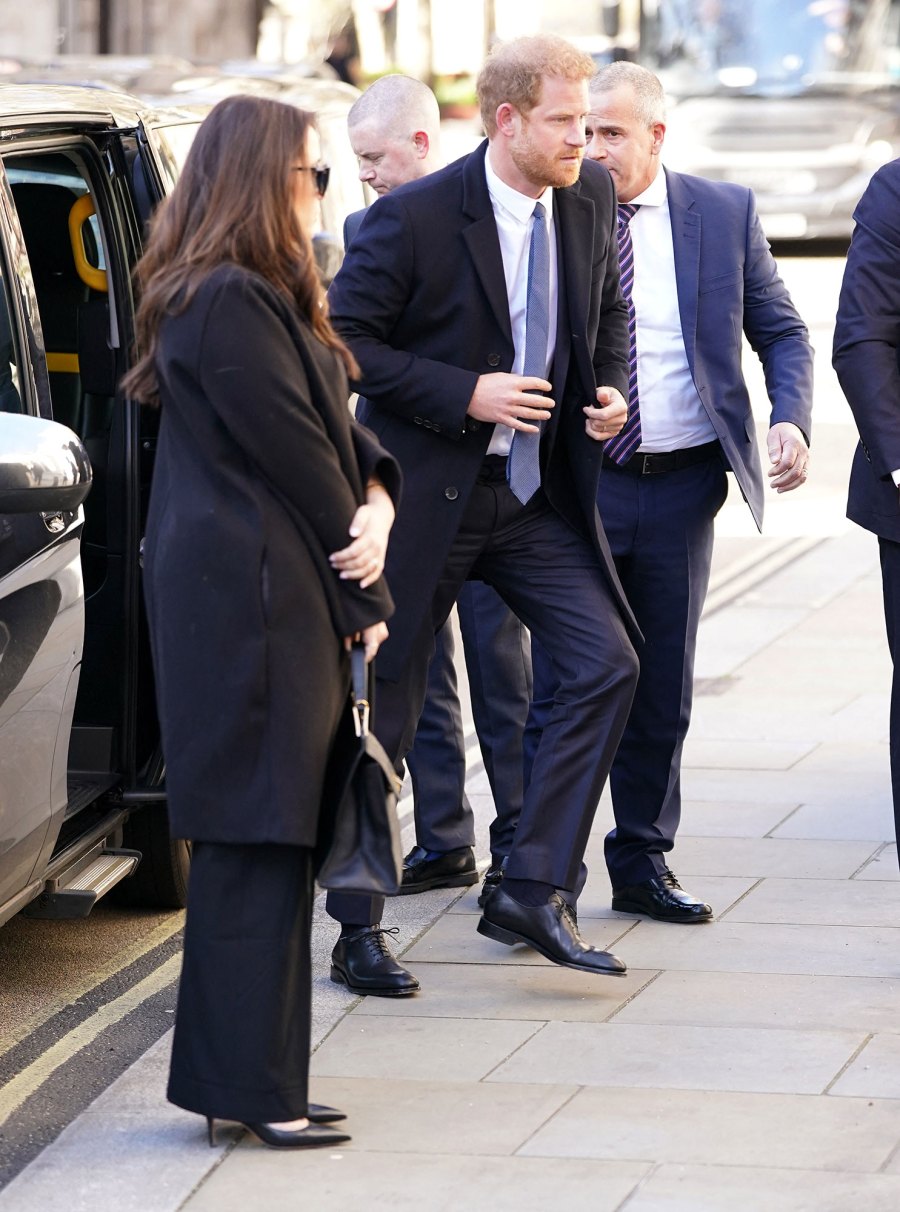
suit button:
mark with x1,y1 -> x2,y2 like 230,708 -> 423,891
487,353 -> 501,367
444,487 -> 459,501
469,419 -> 481,432
414,416 -> 423,425
432,423 -> 441,433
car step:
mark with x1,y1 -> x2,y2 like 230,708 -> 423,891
22,845 -> 142,919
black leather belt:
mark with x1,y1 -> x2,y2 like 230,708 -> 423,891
603,440 -> 721,476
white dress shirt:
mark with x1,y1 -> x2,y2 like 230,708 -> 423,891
629,170 -> 717,452
484,150 -> 558,456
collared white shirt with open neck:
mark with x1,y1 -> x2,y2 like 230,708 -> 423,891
627,168 -> 717,453
483,148 -> 559,457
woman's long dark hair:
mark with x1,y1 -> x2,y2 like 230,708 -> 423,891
123,94 -> 356,405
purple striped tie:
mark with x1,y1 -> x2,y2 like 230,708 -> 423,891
604,203 -> 642,465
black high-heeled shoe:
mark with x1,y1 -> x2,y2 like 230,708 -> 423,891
206,1116 -> 350,1149
307,1103 -> 347,1124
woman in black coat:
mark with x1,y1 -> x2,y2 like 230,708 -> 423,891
123,95 -> 400,1149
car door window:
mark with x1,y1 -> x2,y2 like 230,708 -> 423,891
0,261 -> 23,415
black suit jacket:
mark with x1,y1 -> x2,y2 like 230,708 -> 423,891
329,141 -> 634,679
834,158 -> 900,543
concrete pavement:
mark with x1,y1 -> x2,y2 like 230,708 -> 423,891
3,260 -> 899,1210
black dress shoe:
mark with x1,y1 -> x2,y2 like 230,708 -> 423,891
477,888 -> 626,976
612,868 -> 713,923
207,1117 -> 350,1149
477,859 -> 507,907
330,925 -> 420,996
398,844 -> 478,894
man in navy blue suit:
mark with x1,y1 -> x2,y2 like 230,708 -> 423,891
529,62 -> 814,923
343,76 -> 533,919
834,158 -> 900,868
328,34 -> 641,992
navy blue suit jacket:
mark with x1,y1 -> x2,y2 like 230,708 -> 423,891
329,142 -> 634,680
664,169 -> 813,530
833,158 -> 900,543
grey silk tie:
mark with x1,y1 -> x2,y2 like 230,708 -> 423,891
507,200 -> 550,505
604,203 -> 642,464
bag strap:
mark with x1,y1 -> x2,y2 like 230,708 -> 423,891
350,640 -> 371,737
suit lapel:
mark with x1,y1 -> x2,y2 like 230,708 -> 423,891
461,144 -> 514,344
666,168 -> 701,375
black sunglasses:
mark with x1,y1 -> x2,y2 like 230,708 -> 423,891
293,165 -> 330,196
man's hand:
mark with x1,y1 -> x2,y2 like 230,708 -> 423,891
767,421 -> 810,493
467,373 -> 554,432
584,385 -> 628,442
329,482 -> 395,588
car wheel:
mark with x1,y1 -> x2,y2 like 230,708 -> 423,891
115,806 -> 190,910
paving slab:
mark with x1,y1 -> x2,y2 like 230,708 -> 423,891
487,1020 -> 863,1094
310,1014 -> 543,1082
681,738 -> 816,770
253,1075 -> 579,1156
829,1033 -> 900,1098
856,846 -> 900,880
621,836 -> 881,879
620,1164 -> 900,1212
771,798 -> 895,841
673,799 -> 798,837
182,1151 -> 651,1212
351,960 -> 658,1022
519,1086 -> 900,1171
725,876 -> 900,926
618,920 -> 900,978
610,969 -> 900,1034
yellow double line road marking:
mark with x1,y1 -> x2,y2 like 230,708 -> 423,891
0,952 -> 181,1129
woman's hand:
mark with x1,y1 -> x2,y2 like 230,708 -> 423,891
329,482 -> 395,589
344,621 -> 389,661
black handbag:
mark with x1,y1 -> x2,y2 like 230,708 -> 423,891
316,641 -> 403,896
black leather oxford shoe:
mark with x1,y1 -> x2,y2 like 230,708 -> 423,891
330,926 -> 420,996
398,845 -> 478,894
477,888 -> 626,976
612,868 -> 713,923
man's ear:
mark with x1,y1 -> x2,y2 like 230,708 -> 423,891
495,102 -> 518,137
651,122 -> 667,155
412,130 -> 430,158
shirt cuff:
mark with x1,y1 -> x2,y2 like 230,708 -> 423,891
892,470 -> 900,487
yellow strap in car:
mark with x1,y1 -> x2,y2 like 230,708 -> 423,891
46,352 -> 79,373
68,195 -> 108,294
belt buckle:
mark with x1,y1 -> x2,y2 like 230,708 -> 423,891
639,453 -> 655,475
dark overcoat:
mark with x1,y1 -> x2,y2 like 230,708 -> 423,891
833,158 -> 900,543
328,141 -> 636,682
143,265 -> 400,845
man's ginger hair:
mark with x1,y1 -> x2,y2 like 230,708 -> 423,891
477,34 -> 596,137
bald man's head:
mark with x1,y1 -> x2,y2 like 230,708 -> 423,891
348,74 -> 442,195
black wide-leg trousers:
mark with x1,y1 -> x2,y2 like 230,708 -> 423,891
168,841 -> 315,1123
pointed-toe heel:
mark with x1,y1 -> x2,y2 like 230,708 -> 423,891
245,1121 -> 351,1149
206,1116 -> 217,1147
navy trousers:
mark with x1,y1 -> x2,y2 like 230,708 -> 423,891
530,454 -> 728,888
406,581 -> 531,857
879,537 -> 900,868
326,461 -> 638,926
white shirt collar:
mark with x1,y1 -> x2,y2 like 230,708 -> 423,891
484,147 -> 555,224
628,166 -> 667,209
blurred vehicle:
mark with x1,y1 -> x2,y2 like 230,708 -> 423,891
596,0 -> 900,241
0,75 -> 365,930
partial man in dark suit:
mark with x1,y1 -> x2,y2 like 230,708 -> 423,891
527,62 -> 813,922
327,34 -> 641,993
344,75 -> 533,910
833,158 -> 900,867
